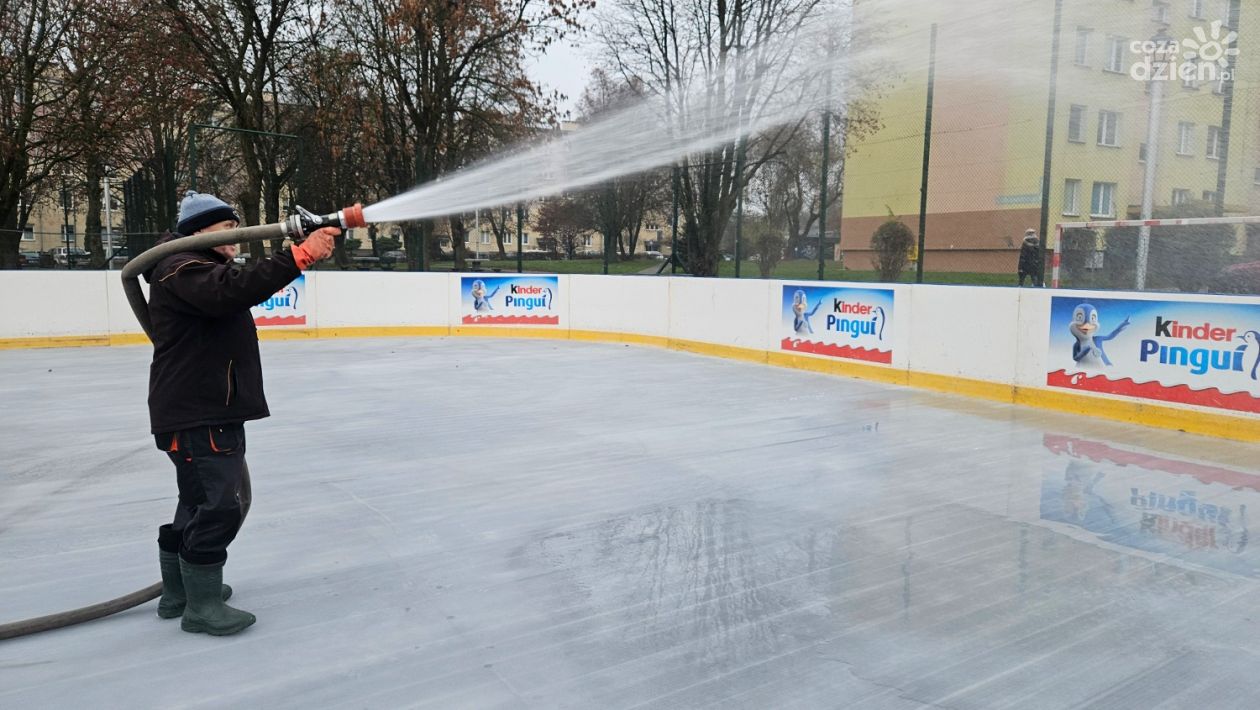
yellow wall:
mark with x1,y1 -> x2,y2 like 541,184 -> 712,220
845,1 -> 1260,231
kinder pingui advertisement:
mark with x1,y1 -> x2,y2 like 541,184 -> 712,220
461,275 -> 559,326
251,274 -> 305,327
779,285 -> 894,364
1046,296 -> 1260,414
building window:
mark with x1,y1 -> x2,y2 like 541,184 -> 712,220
1105,36 -> 1128,73
504,234 -> 512,245
1190,0 -> 1206,19
1172,188 -> 1192,205
645,222 -> 660,231
1068,105 -> 1087,142
1254,167 -> 1260,185
21,224 -> 34,242
582,235 -> 593,248
521,233 -> 529,245
1139,143 -> 1148,162
463,233 -> 469,244
61,225 -> 76,245
1064,179 -> 1082,215
1207,126 -> 1222,159
1178,122 -> 1195,154
480,231 -> 491,244
1074,27 -> 1092,66
1091,182 -> 1117,217
1203,190 -> 1219,203
1097,111 -> 1121,147
1153,2 -> 1170,23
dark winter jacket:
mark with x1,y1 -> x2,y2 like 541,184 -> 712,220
144,232 -> 301,433
1018,237 -> 1041,275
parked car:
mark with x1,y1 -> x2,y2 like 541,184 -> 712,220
106,246 -> 130,267
644,250 -> 664,260
22,251 -> 51,268
50,247 -> 89,267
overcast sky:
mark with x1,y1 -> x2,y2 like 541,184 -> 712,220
526,32 -> 595,119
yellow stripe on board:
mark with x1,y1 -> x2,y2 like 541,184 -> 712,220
3,325 -> 1256,442
0,334 -> 114,350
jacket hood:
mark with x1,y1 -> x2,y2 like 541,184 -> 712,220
142,231 -> 230,283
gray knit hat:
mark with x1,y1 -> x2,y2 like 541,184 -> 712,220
177,191 -> 240,235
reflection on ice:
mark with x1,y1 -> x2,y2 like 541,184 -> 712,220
1041,435 -> 1255,578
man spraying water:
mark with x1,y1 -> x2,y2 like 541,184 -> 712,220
144,191 -> 337,636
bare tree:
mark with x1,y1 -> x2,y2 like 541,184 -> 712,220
58,0 -> 164,267
752,98 -> 880,259
0,0 -> 84,268
344,0 -> 587,270
572,69 -> 666,260
596,0 -> 831,275
484,205 -> 519,259
161,0 -> 305,254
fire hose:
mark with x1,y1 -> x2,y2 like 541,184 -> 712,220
0,203 -> 365,641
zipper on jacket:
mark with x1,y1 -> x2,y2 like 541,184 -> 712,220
225,360 -> 234,406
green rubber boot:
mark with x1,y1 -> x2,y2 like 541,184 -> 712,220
178,558 -> 255,636
158,550 -> 232,619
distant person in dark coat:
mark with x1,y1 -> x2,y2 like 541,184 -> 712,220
1018,229 -> 1042,287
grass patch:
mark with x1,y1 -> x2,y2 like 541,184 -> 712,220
433,258 -> 661,275
419,258 -> 1020,286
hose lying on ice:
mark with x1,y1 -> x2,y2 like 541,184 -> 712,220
0,584 -> 163,641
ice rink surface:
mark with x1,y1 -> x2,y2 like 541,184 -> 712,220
3,337 -> 1259,709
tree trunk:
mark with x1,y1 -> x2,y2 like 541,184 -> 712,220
264,172 -> 285,252
449,216 -> 467,270
0,205 -> 19,269
238,136 -> 265,257
402,222 -> 423,271
422,220 -> 439,269
85,157 -> 105,268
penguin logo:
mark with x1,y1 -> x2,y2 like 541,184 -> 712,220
791,289 -> 821,335
1069,303 -> 1130,367
470,279 -> 500,312
1241,331 -> 1260,381
873,306 -> 887,341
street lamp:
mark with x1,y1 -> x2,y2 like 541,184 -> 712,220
1136,29 -> 1174,291
103,165 -> 116,270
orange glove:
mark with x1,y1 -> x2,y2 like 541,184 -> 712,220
291,227 -> 339,269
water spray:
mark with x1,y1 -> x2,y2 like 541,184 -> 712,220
2,0 -> 959,642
